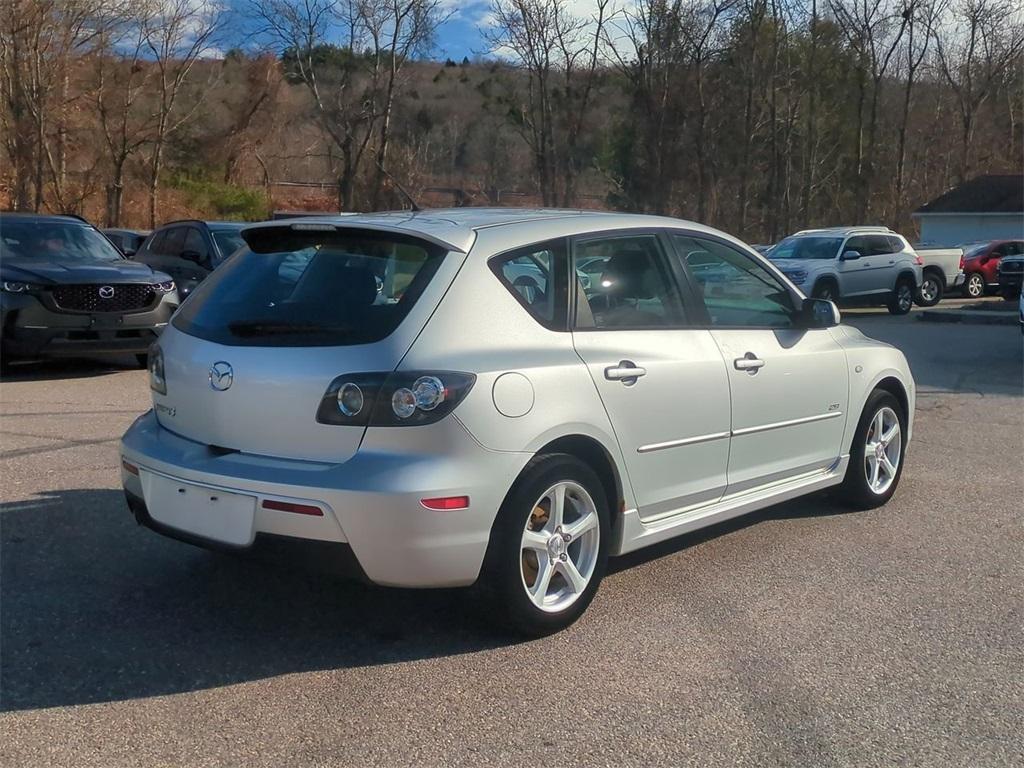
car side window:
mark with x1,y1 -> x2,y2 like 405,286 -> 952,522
157,227 -> 186,256
866,235 -> 894,256
672,234 -> 797,329
183,228 -> 209,261
490,239 -> 568,330
572,234 -> 684,330
143,230 -> 164,255
886,236 -> 905,253
844,236 -> 868,257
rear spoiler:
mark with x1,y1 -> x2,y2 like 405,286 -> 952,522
241,217 -> 473,254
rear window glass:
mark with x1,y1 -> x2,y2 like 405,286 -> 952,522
172,229 -> 447,347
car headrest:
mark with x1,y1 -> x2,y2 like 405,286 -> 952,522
601,250 -> 655,300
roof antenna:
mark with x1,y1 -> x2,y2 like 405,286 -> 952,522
374,157 -> 421,212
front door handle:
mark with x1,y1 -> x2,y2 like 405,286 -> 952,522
734,352 -> 765,374
605,360 -> 646,385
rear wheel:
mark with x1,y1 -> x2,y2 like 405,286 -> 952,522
914,272 -> 943,307
964,272 -> 985,298
481,453 -> 609,636
887,277 -> 915,315
836,390 -> 907,510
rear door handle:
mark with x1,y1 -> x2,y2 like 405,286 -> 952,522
734,352 -> 765,373
605,360 -> 646,385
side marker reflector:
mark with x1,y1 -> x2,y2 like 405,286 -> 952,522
122,459 -> 139,476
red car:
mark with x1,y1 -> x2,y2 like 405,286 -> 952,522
961,239 -> 1024,298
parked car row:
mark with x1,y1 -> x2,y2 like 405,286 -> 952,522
761,228 -> 1023,309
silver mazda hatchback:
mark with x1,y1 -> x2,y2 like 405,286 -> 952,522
121,209 -> 914,635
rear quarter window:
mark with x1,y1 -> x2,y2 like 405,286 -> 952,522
172,229 -> 447,347
489,239 -> 568,331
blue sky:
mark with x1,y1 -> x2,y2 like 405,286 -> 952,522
226,0 -> 497,61
434,1 -> 493,60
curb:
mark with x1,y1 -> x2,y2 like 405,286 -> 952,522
918,309 -> 1018,326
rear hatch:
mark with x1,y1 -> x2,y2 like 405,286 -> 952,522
154,224 -> 466,463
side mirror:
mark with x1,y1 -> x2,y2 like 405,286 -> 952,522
180,249 -> 204,264
799,297 -> 841,329
840,250 -> 861,261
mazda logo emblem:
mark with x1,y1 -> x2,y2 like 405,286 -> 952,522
208,361 -> 233,391
98,285 -> 115,299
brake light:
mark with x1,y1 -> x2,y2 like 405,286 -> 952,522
914,254 -> 924,266
959,255 -> 965,270
420,496 -> 470,510
261,499 -> 323,516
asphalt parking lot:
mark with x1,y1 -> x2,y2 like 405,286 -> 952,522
1,309 -> 1022,767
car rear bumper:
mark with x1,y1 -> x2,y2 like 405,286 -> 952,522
1,293 -> 178,358
120,411 -> 529,588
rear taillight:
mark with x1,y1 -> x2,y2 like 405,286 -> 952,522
914,254 -> 924,266
316,371 -> 476,427
959,255 -> 965,270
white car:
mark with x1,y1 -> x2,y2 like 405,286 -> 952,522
768,226 -> 923,314
121,209 -> 915,635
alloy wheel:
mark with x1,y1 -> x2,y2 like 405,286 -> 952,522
520,481 -> 600,613
966,274 -> 984,298
863,406 -> 901,495
897,284 -> 913,312
920,277 -> 939,303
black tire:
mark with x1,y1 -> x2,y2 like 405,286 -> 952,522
963,272 -> 985,298
914,271 -> 944,307
811,279 -> 838,302
135,353 -> 149,369
480,453 -> 610,637
836,389 -> 907,510
887,277 -> 915,315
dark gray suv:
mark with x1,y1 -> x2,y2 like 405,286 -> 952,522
133,220 -> 247,297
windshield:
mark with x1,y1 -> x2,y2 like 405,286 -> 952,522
0,220 -> 124,262
768,236 -> 843,261
173,230 -> 446,347
212,229 -> 246,260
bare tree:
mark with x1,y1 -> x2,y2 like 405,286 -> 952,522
485,0 -> 611,207
829,0 -> 910,221
0,0 -> 114,211
92,4 -> 157,226
361,0 -> 444,208
934,0 -> 1024,182
141,0 -> 224,227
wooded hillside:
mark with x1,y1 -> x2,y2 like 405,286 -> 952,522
2,0 -> 1021,243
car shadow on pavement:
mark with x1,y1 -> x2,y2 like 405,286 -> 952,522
0,488 -> 517,712
0,357 -> 143,382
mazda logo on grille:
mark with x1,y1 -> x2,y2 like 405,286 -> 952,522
209,361 -> 234,391
98,285 -> 115,299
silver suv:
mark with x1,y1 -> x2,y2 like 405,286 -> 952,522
768,227 -> 923,314
121,210 -> 915,635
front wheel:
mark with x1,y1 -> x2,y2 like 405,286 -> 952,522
914,273 -> 944,307
836,390 -> 907,510
963,272 -> 985,298
481,454 -> 609,636
811,280 -> 838,302
887,278 -> 915,315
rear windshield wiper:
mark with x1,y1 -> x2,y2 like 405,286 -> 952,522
227,321 -> 352,337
